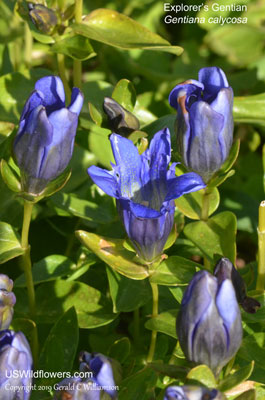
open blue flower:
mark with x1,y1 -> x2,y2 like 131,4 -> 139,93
169,67 -> 233,183
13,76 -> 84,195
88,128 -> 205,262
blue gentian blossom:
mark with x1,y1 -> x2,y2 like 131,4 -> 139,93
88,128 -> 205,262
13,76 -> 84,195
0,275 -> 16,330
169,67 -> 233,183
164,385 -> 225,400
0,330 -> 33,400
177,269 -> 242,375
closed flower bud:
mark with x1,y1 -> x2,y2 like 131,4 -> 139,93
177,270 -> 242,375
0,330 -> 33,400
13,76 -> 83,195
28,3 -> 58,35
103,97 -> 140,136
214,257 -> 260,314
88,128 -> 205,262
169,67 -> 233,183
164,385 -> 226,400
0,275 -> 16,330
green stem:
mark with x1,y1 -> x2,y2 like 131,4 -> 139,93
57,53 -> 71,102
73,0 -> 83,88
201,188 -> 211,270
133,308 -> 140,344
257,201 -> 265,290
24,23 -> 32,68
147,282 -> 159,363
20,201 -> 39,365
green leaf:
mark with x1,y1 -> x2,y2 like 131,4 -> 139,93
184,211 -> 237,264
119,367 -> 157,400
88,124 -> 114,168
40,169 -> 71,198
148,362 -> 188,380
186,365 -> 217,388
76,231 -> 149,280
14,254 -> 89,287
38,308 -> 79,384
238,334 -> 265,372
31,280 -> 117,328
234,93 -> 265,127
72,9 -> 183,55
112,79 -> 137,112
149,256 -> 197,286
50,192 -> 113,224
234,390 -> 256,400
218,362 -> 254,392
0,221 -> 24,264
108,337 -> 131,363
10,318 -> 37,344
107,267 -> 151,312
175,187 -> 220,220
0,159 -> 21,193
0,121 -> 14,145
51,33 -> 96,60
145,309 -> 178,339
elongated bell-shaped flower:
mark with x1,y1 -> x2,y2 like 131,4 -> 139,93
0,275 -> 16,330
169,67 -> 233,183
88,128 -> 205,262
0,330 -> 33,400
177,270 -> 242,375
164,385 -> 226,400
13,76 -> 84,195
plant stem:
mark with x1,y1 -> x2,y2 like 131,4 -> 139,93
201,188 -> 211,270
257,201 -> 265,290
20,201 -> 39,365
73,0 -> 83,88
24,23 -> 32,68
57,53 -> 71,102
147,282 -> 159,363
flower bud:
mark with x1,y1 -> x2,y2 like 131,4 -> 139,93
0,274 -> 16,330
28,3 -> 58,35
0,330 -> 33,399
13,76 -> 83,195
103,97 -> 140,136
169,67 -> 233,183
214,257 -> 260,314
164,385 -> 226,400
177,270 -> 242,375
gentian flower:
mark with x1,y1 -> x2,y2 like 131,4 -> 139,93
169,67 -> 233,183
0,330 -> 33,399
0,275 -> 16,330
164,385 -> 226,400
13,76 -> 84,195
88,128 -> 205,262
54,352 -> 117,400
177,270 -> 242,375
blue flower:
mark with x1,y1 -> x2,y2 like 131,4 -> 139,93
164,385 -> 225,400
0,330 -> 33,399
0,275 -> 16,330
169,67 -> 233,183
88,128 -> 205,262
13,76 -> 84,195
177,270 -> 242,375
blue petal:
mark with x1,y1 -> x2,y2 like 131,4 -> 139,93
20,90 -> 44,125
129,200 -> 162,218
88,166 -> 119,198
110,134 -> 142,199
68,87 -> 84,115
90,354 -> 116,398
216,279 -> 239,333
35,76 -> 65,114
165,172 -> 205,201
199,67 -> 229,103
169,80 -> 204,111
39,108 -> 78,180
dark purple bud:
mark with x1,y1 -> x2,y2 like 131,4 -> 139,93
177,270 -> 242,375
13,76 -> 83,195
103,97 -> 140,136
169,67 -> 233,183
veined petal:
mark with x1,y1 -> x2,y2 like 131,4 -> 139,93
20,90 -> 44,125
129,200 -> 162,218
165,172 -> 205,201
169,80 -> 204,111
47,108 -> 77,146
216,279 -> 239,333
68,87 -> 84,115
110,134 -> 142,199
35,76 -> 65,114
88,166 -> 119,198
148,127 -> 171,175
199,67 -> 229,103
